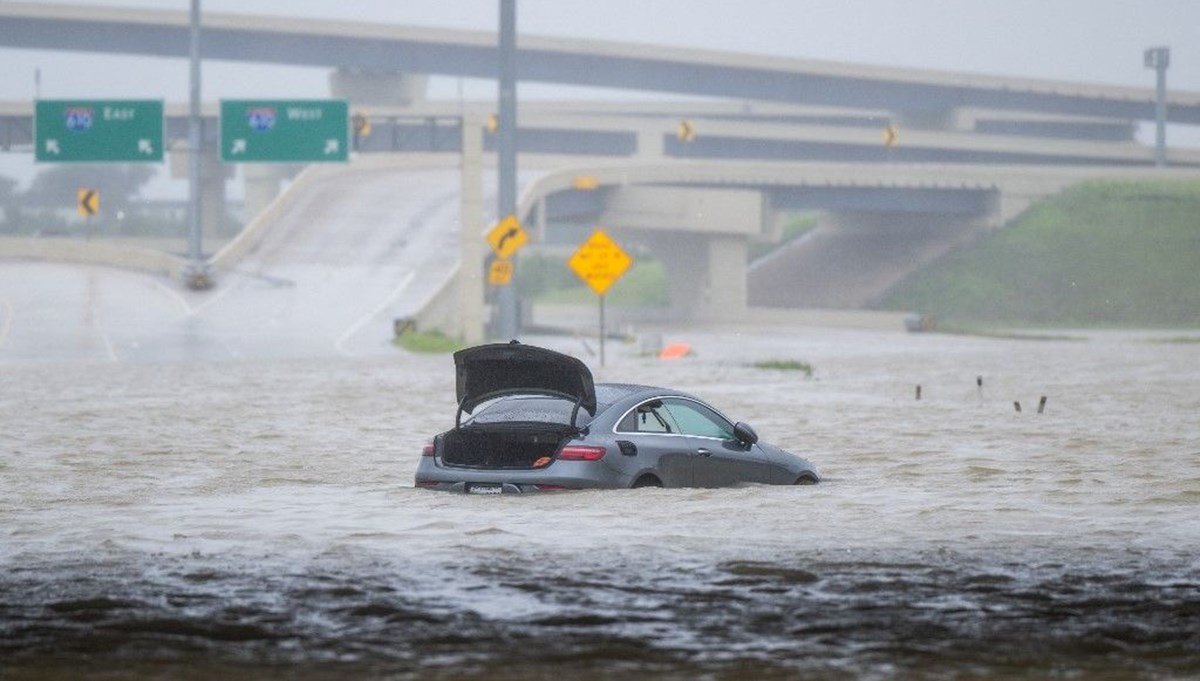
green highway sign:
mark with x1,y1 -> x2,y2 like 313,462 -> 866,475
220,99 -> 349,163
35,99 -> 164,163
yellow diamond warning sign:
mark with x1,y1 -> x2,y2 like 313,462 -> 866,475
487,214 -> 527,259
568,229 -> 632,296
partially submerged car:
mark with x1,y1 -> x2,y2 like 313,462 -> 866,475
414,342 -> 820,493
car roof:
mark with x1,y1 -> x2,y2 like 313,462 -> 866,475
595,382 -> 701,405
474,383 -> 721,428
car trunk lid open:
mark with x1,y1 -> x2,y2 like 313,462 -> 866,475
453,341 -> 597,427
443,342 -> 601,470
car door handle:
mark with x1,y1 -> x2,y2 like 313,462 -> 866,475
697,448 -> 712,457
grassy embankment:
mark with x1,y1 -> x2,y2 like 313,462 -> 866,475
876,180 -> 1200,329
515,183 -> 1200,329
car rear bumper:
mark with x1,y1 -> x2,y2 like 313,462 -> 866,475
414,457 -> 629,492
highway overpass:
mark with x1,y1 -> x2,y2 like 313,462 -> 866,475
2,2 -> 1200,130
6,100 -> 1200,168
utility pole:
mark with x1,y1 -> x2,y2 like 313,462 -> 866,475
1144,46 -> 1170,168
494,0 -> 519,339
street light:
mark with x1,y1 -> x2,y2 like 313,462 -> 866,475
1144,46 -> 1169,168
184,0 -> 212,289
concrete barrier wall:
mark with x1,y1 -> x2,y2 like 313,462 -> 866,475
208,163 -> 326,272
0,236 -> 188,279
410,266 -> 466,338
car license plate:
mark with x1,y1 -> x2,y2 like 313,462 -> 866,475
468,484 -> 503,495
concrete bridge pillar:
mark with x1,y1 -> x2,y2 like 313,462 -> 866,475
891,107 -> 966,132
705,235 -> 747,318
242,164 -> 297,223
457,115 -> 486,344
636,124 -> 665,159
329,68 -> 428,107
636,233 -> 706,321
634,232 -> 748,321
596,185 -> 763,321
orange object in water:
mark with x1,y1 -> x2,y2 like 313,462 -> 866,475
659,343 -> 692,360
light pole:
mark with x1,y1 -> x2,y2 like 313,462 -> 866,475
494,0 -> 519,339
1144,46 -> 1170,168
185,0 -> 211,288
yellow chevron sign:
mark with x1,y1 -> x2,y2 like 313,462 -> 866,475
883,124 -> 899,147
77,188 -> 99,216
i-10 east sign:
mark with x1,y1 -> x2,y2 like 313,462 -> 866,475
35,100 -> 164,163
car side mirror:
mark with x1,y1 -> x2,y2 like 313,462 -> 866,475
733,421 -> 758,445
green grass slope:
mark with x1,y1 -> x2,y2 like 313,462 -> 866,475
876,180 -> 1200,328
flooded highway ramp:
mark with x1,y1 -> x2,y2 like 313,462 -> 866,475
0,158 -> 466,364
2,323 -> 1199,679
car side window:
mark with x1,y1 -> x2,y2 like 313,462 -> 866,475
662,398 -> 735,440
617,400 -> 678,434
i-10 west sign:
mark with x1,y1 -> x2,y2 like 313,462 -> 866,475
221,99 -> 349,163
35,99 -> 164,162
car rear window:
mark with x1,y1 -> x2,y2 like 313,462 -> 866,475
467,384 -> 638,426
469,396 -> 585,426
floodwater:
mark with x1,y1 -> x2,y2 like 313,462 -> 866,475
3,325 -> 1199,679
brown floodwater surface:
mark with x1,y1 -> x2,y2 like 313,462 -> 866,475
3,327 -> 1199,679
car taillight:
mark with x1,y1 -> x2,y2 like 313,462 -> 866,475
557,445 -> 606,462
415,479 -> 439,488
421,441 -> 435,457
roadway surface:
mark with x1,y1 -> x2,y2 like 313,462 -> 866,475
0,160 -> 472,363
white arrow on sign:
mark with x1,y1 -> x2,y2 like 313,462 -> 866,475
323,139 -> 340,155
231,139 -> 247,155
45,139 -> 61,155
138,139 -> 154,155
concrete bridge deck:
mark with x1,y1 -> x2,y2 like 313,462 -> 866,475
2,2 -> 1199,126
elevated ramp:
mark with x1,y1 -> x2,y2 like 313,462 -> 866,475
199,154 -> 464,357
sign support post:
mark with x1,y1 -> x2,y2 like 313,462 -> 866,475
568,229 -> 632,369
77,188 -> 99,240
599,293 -> 606,367
184,0 -> 211,289
494,0 -> 520,340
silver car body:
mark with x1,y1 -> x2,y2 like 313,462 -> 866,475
414,342 -> 820,493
